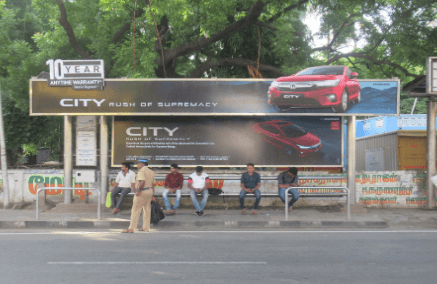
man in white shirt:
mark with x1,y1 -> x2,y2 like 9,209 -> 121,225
111,162 -> 136,214
188,166 -> 210,217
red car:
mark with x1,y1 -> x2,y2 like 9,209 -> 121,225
268,65 -> 361,112
251,120 -> 322,157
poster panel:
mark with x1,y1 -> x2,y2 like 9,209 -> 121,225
112,116 -> 343,167
30,78 -> 399,116
76,131 -> 97,166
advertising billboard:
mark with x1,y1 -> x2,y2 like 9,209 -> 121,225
30,78 -> 399,116
112,116 -> 343,167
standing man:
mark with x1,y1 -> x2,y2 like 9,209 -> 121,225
111,162 -> 136,214
122,159 -> 155,233
240,163 -> 261,215
188,166 -> 209,216
278,167 -> 300,214
163,163 -> 184,215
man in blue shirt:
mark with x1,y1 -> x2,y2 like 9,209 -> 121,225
277,167 -> 300,214
240,163 -> 261,215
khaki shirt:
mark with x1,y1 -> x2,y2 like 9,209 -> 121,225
136,166 -> 156,189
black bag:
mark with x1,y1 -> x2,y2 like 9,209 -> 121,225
208,188 -> 223,196
150,201 -> 165,224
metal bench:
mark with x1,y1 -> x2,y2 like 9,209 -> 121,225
119,175 -> 350,220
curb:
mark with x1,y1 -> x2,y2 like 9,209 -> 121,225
0,220 -> 388,229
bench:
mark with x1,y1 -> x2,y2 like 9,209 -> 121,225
115,175 -> 350,220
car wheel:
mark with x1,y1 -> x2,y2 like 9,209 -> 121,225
332,89 -> 348,113
285,146 -> 295,155
276,105 -> 291,112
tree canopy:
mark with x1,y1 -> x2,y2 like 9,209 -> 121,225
0,0 -> 436,163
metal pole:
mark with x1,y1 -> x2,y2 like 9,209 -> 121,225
0,82 -> 10,209
64,116 -> 73,204
285,188 -> 290,221
427,97 -> 436,209
347,116 -> 357,204
100,116 -> 108,205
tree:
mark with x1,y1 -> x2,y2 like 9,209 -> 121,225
32,0 -> 436,82
0,0 -> 63,165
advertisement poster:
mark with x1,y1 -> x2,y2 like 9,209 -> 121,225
31,77 -> 399,116
112,116 -> 342,167
76,131 -> 97,166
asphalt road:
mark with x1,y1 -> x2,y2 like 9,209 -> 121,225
1,230 -> 437,284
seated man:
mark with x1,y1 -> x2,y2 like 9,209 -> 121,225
277,167 -> 300,214
111,162 -> 136,214
240,163 -> 261,215
188,166 -> 209,217
162,163 -> 184,215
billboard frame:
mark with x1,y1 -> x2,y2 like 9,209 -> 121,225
110,116 -> 344,168
30,78 -> 400,117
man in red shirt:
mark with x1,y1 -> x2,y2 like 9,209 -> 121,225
162,164 -> 184,215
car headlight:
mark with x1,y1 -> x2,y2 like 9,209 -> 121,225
313,79 -> 340,87
269,81 -> 280,88
296,144 -> 312,149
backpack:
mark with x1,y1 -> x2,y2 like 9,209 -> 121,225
208,188 -> 223,196
150,201 -> 165,224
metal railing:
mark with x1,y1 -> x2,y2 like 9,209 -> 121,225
36,187 -> 101,220
284,186 -> 350,221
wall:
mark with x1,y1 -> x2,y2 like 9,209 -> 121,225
0,169 -> 433,208
356,171 -> 434,207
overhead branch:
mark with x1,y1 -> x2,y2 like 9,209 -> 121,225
267,0 -> 309,23
367,1 -> 437,53
256,20 -> 277,31
113,9 -> 144,45
325,53 -> 419,78
160,1 -> 267,64
189,57 -> 285,78
55,0 -> 92,59
312,13 -> 358,52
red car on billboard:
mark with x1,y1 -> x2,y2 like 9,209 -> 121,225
268,65 -> 361,112
251,120 -> 322,157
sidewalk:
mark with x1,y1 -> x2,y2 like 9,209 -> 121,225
1,204 -> 437,230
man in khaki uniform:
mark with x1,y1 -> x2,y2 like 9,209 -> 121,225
122,159 -> 155,233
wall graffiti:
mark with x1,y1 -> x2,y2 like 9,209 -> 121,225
362,186 -> 413,196
28,175 -> 92,200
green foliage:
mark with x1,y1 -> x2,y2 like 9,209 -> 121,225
0,0 -> 435,165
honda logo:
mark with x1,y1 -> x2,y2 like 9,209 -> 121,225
290,84 -> 296,89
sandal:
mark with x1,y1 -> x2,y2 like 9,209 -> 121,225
121,229 -> 134,233
241,209 -> 246,215
138,229 -> 150,232
251,210 -> 257,215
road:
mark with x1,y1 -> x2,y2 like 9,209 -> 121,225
1,229 -> 437,284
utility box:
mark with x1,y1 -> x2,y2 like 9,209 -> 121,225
74,170 -> 96,183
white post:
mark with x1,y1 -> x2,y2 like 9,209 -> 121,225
100,116 -> 109,204
64,116 -> 73,204
427,97 -> 436,209
0,82 -> 10,209
347,116 -> 357,204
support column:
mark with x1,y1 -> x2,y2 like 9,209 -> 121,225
100,116 -> 109,204
427,97 -> 436,209
347,116 -> 356,204
0,82 -> 9,209
64,116 -> 73,204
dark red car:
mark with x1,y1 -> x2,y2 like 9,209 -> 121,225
268,65 -> 361,112
251,120 -> 322,157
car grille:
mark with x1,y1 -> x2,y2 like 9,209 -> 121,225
274,95 -> 320,106
277,84 -> 318,92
